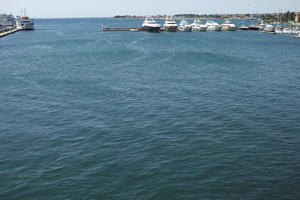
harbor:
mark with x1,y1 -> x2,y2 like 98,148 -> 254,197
101,17 -> 300,38
1,0 -> 300,197
0,11 -> 34,38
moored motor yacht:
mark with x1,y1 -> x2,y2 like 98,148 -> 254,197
191,19 -> 207,32
248,25 -> 260,30
142,18 -> 161,32
240,25 -> 249,30
205,20 -> 221,31
275,26 -> 284,34
163,17 -> 178,32
258,21 -> 266,30
263,24 -> 275,33
178,19 -> 191,32
294,33 -> 300,38
282,27 -> 293,34
292,27 -> 300,34
221,20 -> 236,31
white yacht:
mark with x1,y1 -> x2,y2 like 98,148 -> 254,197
275,26 -> 284,34
142,18 -> 161,32
263,24 -> 275,33
191,19 -> 207,32
221,20 -> 236,31
178,19 -> 191,32
282,27 -> 293,34
258,21 -> 266,30
294,33 -> 300,38
163,17 -> 178,32
205,20 -> 221,31
291,27 -> 299,34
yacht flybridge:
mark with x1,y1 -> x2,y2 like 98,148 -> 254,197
163,17 -> 178,32
142,18 -> 161,32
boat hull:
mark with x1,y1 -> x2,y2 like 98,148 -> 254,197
240,26 -> 249,30
164,26 -> 178,32
248,26 -> 259,30
22,24 -> 34,30
207,26 -> 222,31
178,26 -> 191,32
20,21 -> 34,30
191,26 -> 207,32
142,26 -> 160,33
222,25 -> 236,31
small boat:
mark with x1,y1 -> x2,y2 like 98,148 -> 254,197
163,17 -> 178,32
248,25 -> 259,30
142,18 -> 161,32
291,27 -> 300,35
275,26 -> 284,34
282,28 -> 293,34
240,25 -> 249,30
258,21 -> 266,30
205,20 -> 221,31
190,19 -> 207,32
263,24 -> 275,33
221,20 -> 236,31
178,19 -> 191,32
292,27 -> 300,34
293,33 -> 300,38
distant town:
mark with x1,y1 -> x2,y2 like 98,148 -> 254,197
114,12 -> 300,24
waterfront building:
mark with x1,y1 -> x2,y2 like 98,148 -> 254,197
295,12 -> 300,23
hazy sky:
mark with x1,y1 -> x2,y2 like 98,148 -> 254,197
1,0 -> 299,18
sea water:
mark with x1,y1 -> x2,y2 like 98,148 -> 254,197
1,18 -> 300,199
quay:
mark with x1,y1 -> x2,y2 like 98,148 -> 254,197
0,28 -> 21,38
102,26 -> 141,31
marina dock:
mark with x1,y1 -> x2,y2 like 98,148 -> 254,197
102,26 -> 141,31
0,28 -> 21,38
101,26 -> 258,32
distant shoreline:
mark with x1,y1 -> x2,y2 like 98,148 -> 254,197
113,12 -> 300,23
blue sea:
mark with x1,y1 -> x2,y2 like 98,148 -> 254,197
1,18 -> 300,199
